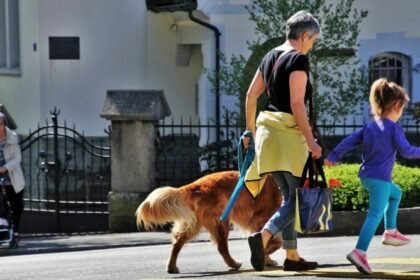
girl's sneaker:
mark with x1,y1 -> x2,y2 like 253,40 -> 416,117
382,231 -> 411,246
346,249 -> 372,275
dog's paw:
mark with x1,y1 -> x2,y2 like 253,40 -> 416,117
167,266 -> 180,274
266,257 -> 279,267
228,261 -> 242,270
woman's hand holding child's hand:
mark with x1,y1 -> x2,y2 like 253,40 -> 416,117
324,159 -> 336,167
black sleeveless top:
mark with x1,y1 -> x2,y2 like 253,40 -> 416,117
259,49 -> 312,114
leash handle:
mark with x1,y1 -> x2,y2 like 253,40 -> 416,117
238,130 -> 254,172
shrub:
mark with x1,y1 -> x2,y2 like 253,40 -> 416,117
324,163 -> 420,211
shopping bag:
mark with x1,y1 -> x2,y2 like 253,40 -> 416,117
295,154 -> 333,234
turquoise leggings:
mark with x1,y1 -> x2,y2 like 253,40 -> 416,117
356,178 -> 402,251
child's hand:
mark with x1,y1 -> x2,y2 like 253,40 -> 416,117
324,159 -> 336,167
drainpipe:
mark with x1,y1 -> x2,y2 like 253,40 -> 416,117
188,10 -> 222,170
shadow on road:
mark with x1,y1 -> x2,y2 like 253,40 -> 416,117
171,263 -> 420,279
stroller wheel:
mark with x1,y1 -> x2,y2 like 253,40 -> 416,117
9,235 -> 19,248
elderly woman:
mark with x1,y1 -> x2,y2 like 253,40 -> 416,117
243,11 -> 322,271
0,112 -> 25,247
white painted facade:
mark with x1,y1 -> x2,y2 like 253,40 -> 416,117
0,0 -> 419,135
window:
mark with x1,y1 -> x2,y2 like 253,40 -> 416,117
368,52 -> 411,97
0,0 -> 20,75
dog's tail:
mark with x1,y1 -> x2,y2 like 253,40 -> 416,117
135,187 -> 196,231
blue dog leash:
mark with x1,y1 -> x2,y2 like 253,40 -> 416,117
220,131 -> 255,221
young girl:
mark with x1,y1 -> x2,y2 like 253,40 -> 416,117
325,78 -> 420,275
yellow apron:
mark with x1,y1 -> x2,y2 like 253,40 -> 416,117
245,110 -> 309,198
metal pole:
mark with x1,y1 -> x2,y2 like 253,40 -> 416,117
51,108 -> 62,233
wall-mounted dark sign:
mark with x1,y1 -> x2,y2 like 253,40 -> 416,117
145,0 -> 197,12
49,37 -> 80,60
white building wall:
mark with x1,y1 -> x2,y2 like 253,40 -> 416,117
145,14 -> 205,122
1,0 -> 216,135
2,0 -> 420,136
1,0 -> 151,135
355,0 -> 420,39
0,0 -> 41,133
198,36 -> 215,123
209,12 -> 255,114
37,0 -> 148,135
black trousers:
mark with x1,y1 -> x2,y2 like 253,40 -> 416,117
4,185 -> 24,233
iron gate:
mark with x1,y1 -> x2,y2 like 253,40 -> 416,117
19,108 -> 111,234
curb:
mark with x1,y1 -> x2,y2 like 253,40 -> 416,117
0,242 -> 166,257
308,207 -> 420,237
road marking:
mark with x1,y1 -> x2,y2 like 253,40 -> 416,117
253,268 -> 420,279
248,259 -> 420,279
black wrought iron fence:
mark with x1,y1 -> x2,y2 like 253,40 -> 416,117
20,108 -> 111,233
156,117 -> 243,187
156,116 -> 420,187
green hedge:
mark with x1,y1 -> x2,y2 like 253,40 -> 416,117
324,163 -> 420,211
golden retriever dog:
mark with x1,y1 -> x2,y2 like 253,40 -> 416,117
136,170 -> 282,273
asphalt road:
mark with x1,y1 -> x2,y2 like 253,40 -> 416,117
1,234 -> 420,280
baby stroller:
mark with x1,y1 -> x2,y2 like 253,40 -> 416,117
0,178 -> 16,248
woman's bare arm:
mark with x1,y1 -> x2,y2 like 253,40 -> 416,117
243,69 -> 265,148
289,71 -> 322,158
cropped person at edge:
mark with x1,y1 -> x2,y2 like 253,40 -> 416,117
0,112 -> 25,247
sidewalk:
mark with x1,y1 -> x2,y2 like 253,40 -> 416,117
0,229 -> 248,257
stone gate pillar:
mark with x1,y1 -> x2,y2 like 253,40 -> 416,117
100,90 -> 171,232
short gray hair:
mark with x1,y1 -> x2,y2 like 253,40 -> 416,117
286,10 -> 321,40
0,112 -> 7,126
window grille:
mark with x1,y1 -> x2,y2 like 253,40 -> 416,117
368,52 -> 412,98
